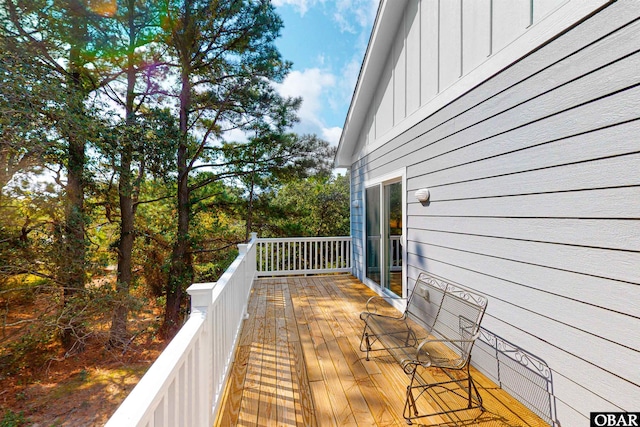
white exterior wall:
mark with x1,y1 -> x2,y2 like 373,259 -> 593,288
347,1 -> 639,425
353,0 -> 611,156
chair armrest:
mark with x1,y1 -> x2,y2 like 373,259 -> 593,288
361,295 -> 406,319
415,334 -> 480,366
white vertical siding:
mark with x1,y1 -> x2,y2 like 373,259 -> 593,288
406,0 -> 421,115
363,0 -> 606,151
439,0 -> 463,89
349,1 -> 640,425
374,63 -> 394,138
462,0 -> 491,73
534,0 -> 568,22
492,0 -> 532,52
420,0 -> 439,104
393,27 -> 406,126
375,61 -> 394,137
366,112 -> 375,147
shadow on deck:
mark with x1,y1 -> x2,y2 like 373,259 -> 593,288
215,275 -> 551,427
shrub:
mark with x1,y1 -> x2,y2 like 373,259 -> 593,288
0,410 -> 27,427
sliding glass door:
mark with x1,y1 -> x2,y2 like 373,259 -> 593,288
365,186 -> 381,286
384,181 -> 403,296
365,179 -> 403,296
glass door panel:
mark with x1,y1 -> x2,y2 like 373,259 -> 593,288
365,180 -> 403,296
365,186 -> 381,286
384,181 -> 402,296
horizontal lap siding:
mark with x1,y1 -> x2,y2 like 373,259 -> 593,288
350,2 -> 640,425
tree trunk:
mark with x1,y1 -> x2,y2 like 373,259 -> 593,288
161,48 -> 193,338
60,10 -> 87,350
60,121 -> 86,350
109,0 -> 138,347
110,149 -> 134,346
245,144 -> 259,241
246,171 -> 255,241
162,143 -> 192,338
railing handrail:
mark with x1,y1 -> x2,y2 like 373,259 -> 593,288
257,235 -> 351,242
106,233 -> 258,427
105,315 -> 207,426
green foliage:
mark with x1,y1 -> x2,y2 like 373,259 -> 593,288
0,410 -> 27,427
0,12 -> 63,192
194,248 -> 239,283
0,182 -> 62,292
217,133 -> 336,239
0,318 -> 57,377
0,0 -> 351,365
125,179 -> 175,297
96,109 -> 180,185
0,275 -> 47,306
261,173 -> 350,238
219,133 -> 334,185
190,182 -> 245,282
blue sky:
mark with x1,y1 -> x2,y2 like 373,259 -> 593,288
271,0 -> 379,145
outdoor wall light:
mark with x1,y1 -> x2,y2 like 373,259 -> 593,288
352,199 -> 360,208
415,188 -> 430,203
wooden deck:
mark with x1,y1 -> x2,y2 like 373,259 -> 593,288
215,275 -> 550,427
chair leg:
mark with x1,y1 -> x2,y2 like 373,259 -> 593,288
469,371 -> 483,410
465,363 -> 483,409
467,371 -> 473,408
403,369 -> 420,423
404,330 -> 412,346
364,333 -> 371,361
402,366 -> 484,424
364,332 -> 371,361
359,326 -> 372,360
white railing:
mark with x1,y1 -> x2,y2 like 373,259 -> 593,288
390,235 -> 402,271
366,235 -> 403,272
106,233 -> 258,427
256,236 -> 352,276
106,235 -> 355,426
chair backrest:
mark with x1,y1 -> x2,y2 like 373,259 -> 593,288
406,272 -> 488,362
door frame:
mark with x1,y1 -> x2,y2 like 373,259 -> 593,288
361,167 -> 407,309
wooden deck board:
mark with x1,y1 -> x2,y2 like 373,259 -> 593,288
275,283 -> 297,426
235,283 -> 266,427
215,275 -> 551,427
309,277 -> 378,426
291,278 -> 324,383
300,278 -> 359,426
290,339 -> 317,427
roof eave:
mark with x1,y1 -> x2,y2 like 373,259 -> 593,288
334,0 -> 408,168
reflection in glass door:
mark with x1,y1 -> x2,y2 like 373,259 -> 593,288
365,181 -> 403,296
365,186 -> 381,286
384,182 -> 403,296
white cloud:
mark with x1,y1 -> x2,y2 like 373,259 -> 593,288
274,69 -> 349,146
333,0 -> 378,34
274,0 -> 377,35
322,126 -> 343,145
221,126 -> 249,144
271,0 -> 378,147
328,57 -> 361,112
271,0 -> 315,16
275,68 -> 337,138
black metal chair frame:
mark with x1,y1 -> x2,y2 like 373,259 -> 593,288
359,272 -> 488,424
